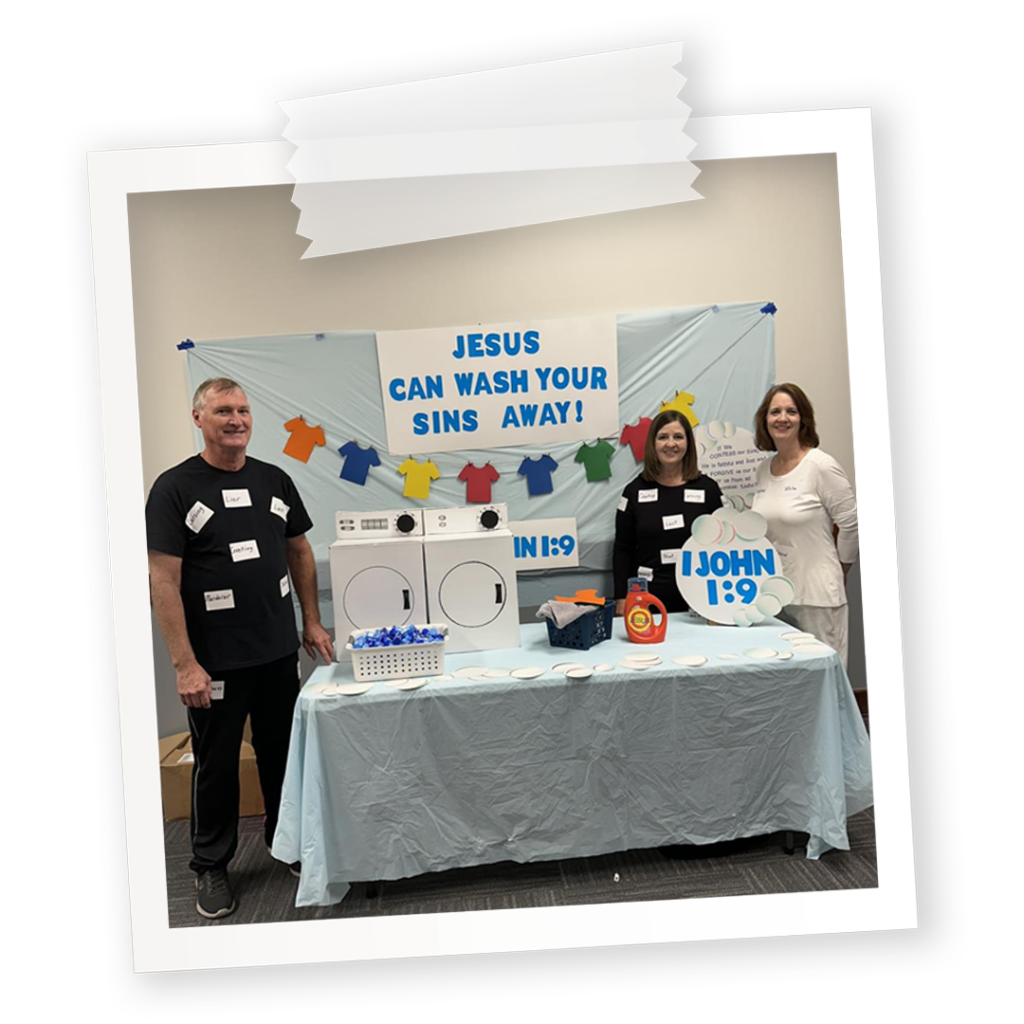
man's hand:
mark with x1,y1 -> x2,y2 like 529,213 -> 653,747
302,620 -> 335,664
615,598 -> 626,618
177,660 -> 213,709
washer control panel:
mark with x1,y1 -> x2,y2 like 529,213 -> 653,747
335,509 -> 425,540
423,504 -> 508,535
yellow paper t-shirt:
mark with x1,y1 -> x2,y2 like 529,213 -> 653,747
398,458 -> 440,500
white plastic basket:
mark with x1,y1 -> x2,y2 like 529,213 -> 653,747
345,624 -> 449,682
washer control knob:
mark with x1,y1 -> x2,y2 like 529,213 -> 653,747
396,513 -> 417,534
480,509 -> 500,530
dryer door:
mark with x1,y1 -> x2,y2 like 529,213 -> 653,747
342,566 -> 417,628
437,560 -> 507,628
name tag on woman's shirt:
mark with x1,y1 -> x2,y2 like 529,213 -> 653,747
638,489 -> 658,503
684,489 -> 705,503
662,514 -> 684,530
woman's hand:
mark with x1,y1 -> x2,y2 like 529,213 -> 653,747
615,599 -> 626,617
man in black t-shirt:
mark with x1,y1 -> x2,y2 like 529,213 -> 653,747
146,377 -> 333,919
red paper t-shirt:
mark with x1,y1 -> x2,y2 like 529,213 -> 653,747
458,462 -> 500,503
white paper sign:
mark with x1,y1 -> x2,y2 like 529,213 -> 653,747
230,539 -> 260,562
222,489 -> 251,508
209,680 -> 225,700
694,424 -> 772,509
662,514 -> 684,530
204,589 -> 235,612
185,501 -> 214,534
270,496 -> 290,521
376,315 -> 618,454
509,518 -> 579,570
280,574 -> 290,598
638,489 -> 658,503
676,509 -> 794,626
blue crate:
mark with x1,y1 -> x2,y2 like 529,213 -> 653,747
545,600 -> 616,650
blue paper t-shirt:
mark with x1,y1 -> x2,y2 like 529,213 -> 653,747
338,441 -> 381,485
518,454 -> 558,496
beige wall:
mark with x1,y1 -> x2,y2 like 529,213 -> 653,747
129,154 -> 854,493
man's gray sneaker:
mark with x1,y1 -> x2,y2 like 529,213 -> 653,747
196,867 -> 236,919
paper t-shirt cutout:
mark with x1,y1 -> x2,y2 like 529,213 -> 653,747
338,441 -> 382,485
517,454 -> 558,496
458,462 -> 500,504
283,417 -> 326,462
619,418 -> 652,462
658,391 -> 699,427
574,440 -> 615,482
398,457 -> 440,500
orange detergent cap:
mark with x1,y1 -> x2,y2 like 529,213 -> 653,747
554,588 -> 605,605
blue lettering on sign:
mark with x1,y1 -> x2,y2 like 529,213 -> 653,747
681,547 -> 776,578
533,366 -> 608,391
502,401 -> 572,429
452,330 -> 542,359
514,534 -> 576,560
411,409 -> 479,435
389,375 -> 444,401
454,369 -> 530,397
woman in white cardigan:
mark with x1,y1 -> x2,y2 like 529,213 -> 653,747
751,383 -> 858,667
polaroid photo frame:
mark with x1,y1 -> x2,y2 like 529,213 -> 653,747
90,107 -> 915,972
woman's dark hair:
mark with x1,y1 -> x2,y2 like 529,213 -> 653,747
753,383 -> 820,451
642,410 -> 699,482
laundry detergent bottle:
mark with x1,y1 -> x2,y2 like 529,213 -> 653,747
623,577 -> 668,644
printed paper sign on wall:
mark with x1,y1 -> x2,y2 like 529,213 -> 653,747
376,315 -> 619,455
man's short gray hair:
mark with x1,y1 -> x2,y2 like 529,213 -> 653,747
192,377 -> 246,413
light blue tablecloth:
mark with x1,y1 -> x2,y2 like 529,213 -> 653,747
273,615 -> 873,907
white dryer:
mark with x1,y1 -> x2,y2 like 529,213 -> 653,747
328,509 -> 427,662
423,504 -> 520,654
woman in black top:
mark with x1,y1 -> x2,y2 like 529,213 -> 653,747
613,410 -> 725,614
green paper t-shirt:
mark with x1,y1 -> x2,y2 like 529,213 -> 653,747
574,440 -> 615,482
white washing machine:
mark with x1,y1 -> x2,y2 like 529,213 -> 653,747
423,504 -> 520,654
328,509 -> 427,661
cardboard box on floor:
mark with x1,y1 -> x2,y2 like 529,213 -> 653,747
158,718 -> 264,821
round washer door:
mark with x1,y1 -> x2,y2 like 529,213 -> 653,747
342,566 -> 416,628
438,561 -> 507,628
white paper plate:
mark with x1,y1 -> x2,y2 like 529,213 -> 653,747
792,643 -> 833,656
566,668 -> 593,680
672,655 -> 707,667
511,667 -> 544,680
337,683 -> 374,696
776,652 -> 794,660
554,662 -> 588,674
716,653 -> 739,660
593,663 -> 615,672
624,653 -> 662,662
454,666 -> 488,677
760,576 -> 796,605
779,631 -> 815,641
619,660 -> 652,670
396,678 -> 429,690
743,647 -> 778,660
755,593 -> 784,617
384,678 -> 409,688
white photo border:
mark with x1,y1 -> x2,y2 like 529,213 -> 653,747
89,108 -> 915,973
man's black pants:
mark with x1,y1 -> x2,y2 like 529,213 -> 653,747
186,652 -> 300,874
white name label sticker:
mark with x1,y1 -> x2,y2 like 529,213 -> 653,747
660,549 -> 680,564
204,589 -> 235,611
222,488 -> 252,508
684,489 -> 706,503
270,496 -> 290,521
638,489 -> 658,503
209,680 -> 225,700
185,501 -> 214,534
230,539 -> 260,562
280,574 -> 290,598
662,514 -> 685,530
617,496 -> 628,512
637,565 -> 654,580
